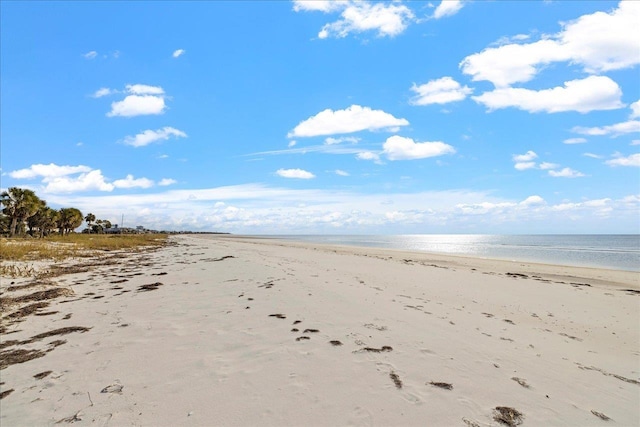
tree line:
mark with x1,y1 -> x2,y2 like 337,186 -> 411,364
1,187 -> 112,237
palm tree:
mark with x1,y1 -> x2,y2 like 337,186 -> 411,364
29,206 -> 59,238
57,208 -> 84,235
85,213 -> 96,233
26,198 -> 47,236
1,187 -> 42,237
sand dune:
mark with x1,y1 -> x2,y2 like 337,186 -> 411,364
1,234 -> 638,426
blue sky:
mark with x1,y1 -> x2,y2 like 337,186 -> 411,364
1,0 -> 639,234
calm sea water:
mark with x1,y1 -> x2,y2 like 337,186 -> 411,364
267,235 -> 640,272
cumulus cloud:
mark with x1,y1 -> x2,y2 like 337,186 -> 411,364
572,120 -> 640,137
563,137 -> 587,144
9,163 -> 92,179
92,87 -> 116,98
410,77 -> 472,105
473,76 -> 624,114
7,163 -> 161,193
513,151 -> 538,170
83,51 -> 97,59
158,178 -> 177,186
629,100 -> 640,119
520,195 -> 545,206
125,84 -> 164,95
292,0 -> 347,13
276,168 -> 315,179
112,175 -> 155,189
382,135 -> 455,160
173,49 -> 186,58
605,153 -> 640,167
513,151 -> 538,162
460,1 -> 640,87
356,151 -> 381,163
103,84 -> 167,117
548,167 -> 585,178
288,105 -> 408,138
107,95 -> 166,117
293,0 -> 414,39
325,136 -> 359,145
335,169 -> 350,176
514,162 -> 536,171
539,162 -> 559,170
122,127 -> 187,147
43,170 -> 115,193
433,0 -> 464,19
37,183 -> 639,234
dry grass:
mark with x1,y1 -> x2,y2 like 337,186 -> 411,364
0,234 -> 167,263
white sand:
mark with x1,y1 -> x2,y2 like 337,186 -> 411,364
1,234 -> 638,426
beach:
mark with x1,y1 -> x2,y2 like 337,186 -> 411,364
1,234 -> 638,426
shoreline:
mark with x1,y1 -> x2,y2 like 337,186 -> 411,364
212,234 -> 639,289
1,234 -> 638,426
223,233 -> 640,273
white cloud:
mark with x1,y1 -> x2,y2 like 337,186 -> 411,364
159,178 -> 177,186
514,162 -> 536,171
473,76 -> 624,113
335,169 -> 350,176
44,170 -> 114,193
9,163 -> 92,179
125,84 -> 165,95
325,136 -> 359,145
173,49 -> 186,58
92,87 -> 116,98
7,162 -> 161,193
313,1 -> 414,39
292,0 -> 347,12
539,162 -> 559,170
113,174 -> 155,189
276,168 -> 315,179
410,77 -> 472,105
605,153 -> 640,167
433,0 -> 464,19
107,95 -> 166,117
548,167 -> 585,178
288,140 -> 297,147
513,151 -> 538,170
513,151 -> 538,162
122,127 -> 187,147
563,137 -> 587,144
629,100 -> 640,119
460,2 -> 640,87
520,195 -> 545,206
572,120 -> 640,137
382,135 -> 455,160
37,183 -> 639,233
356,151 -> 381,163
583,153 -> 603,159
289,105 -> 409,138
83,51 -> 97,59
631,140 -> 640,146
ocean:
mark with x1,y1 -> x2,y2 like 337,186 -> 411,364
268,234 -> 640,272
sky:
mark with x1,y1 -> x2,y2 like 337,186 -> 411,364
1,0 -> 639,234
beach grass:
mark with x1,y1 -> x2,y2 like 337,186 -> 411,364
0,234 -> 168,263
